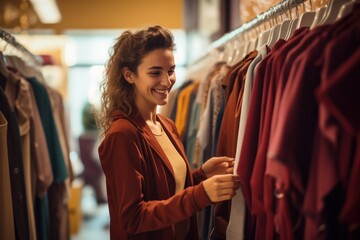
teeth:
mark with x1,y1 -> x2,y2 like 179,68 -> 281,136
153,89 -> 167,94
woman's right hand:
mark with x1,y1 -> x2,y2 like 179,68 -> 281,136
202,174 -> 240,202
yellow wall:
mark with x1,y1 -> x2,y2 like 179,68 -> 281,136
1,0 -> 184,34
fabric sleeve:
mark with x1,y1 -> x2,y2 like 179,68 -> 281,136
192,168 -> 208,185
99,130 -> 212,234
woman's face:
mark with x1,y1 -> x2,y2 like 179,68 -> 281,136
132,48 -> 176,110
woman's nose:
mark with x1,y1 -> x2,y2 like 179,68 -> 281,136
161,73 -> 173,86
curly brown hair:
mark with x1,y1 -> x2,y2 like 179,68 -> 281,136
96,25 -> 175,137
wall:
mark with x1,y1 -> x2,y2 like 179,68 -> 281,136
1,0 -> 184,34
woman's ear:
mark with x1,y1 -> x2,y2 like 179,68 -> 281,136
122,67 -> 134,84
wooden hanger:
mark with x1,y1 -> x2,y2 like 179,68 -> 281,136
267,14 -> 281,48
310,6 -> 327,29
320,0 -> 352,25
285,3 -> 301,40
296,0 -> 316,28
248,38 -> 259,53
256,19 -> 271,50
336,0 -> 359,20
278,4 -> 292,40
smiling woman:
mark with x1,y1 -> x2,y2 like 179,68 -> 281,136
122,48 -> 176,111
96,25 -> 239,240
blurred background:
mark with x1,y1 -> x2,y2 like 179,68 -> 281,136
0,0 -> 282,239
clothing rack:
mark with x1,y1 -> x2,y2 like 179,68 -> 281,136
189,0 -> 306,67
0,28 -> 41,66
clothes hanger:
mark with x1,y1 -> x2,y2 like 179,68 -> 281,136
285,3 -> 300,40
310,5 -> 327,29
234,42 -> 246,63
216,47 -> 224,67
267,14 -> 282,48
284,0 -> 296,40
256,19 -> 271,50
237,29 -> 251,60
243,39 -> 252,57
231,30 -> 252,65
296,0 -> 316,28
226,38 -> 239,66
320,0 -> 352,25
224,40 -> 233,66
248,24 -> 259,53
244,28 -> 255,54
248,37 -> 259,53
336,0 -> 359,20
7,55 -> 46,83
278,4 -> 292,40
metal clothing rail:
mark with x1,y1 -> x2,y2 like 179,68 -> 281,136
0,28 -> 41,66
190,0 -> 306,66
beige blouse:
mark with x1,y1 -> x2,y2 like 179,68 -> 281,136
154,126 -> 186,193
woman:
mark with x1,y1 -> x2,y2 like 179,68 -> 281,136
97,25 -> 239,240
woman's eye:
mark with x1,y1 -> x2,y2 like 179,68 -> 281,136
149,72 -> 161,76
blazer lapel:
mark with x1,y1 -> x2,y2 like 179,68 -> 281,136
112,107 -> 184,177
141,122 -> 175,176
157,115 -> 188,163
157,115 -> 193,187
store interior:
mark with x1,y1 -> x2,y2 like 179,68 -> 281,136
1,0 -> 359,239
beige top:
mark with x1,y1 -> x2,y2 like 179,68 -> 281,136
154,124 -> 189,239
154,126 -> 186,193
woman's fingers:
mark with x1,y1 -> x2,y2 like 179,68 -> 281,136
203,174 -> 240,202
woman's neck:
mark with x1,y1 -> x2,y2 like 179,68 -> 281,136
136,105 -> 161,135
135,101 -> 157,124
142,110 -> 157,124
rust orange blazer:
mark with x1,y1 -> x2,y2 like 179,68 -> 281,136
99,107 -> 212,240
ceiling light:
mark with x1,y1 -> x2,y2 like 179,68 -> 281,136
29,0 -> 61,24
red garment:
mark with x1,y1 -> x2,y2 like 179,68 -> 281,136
269,34 -> 330,240
232,48 -> 270,239
262,27 -> 309,240
236,47 -> 270,209
214,50 -> 257,239
217,51 -> 258,158
267,8 -> 359,240
304,10 -> 360,239
250,40 -> 286,240
223,60 -> 245,104
99,108 -> 211,240
317,48 -> 360,226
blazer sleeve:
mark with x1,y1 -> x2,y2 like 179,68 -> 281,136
192,168 -> 208,185
99,129 -> 212,234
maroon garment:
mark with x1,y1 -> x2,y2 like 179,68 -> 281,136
262,27 -> 309,240
266,13 -> 355,240
217,51 -> 258,158
229,47 -> 271,240
223,59 -> 245,105
317,48 -> 360,227
304,9 -> 360,240
267,9 -> 359,240
249,40 -> 286,240
267,32 -> 329,240
236,47 -> 270,208
213,50 -> 257,239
